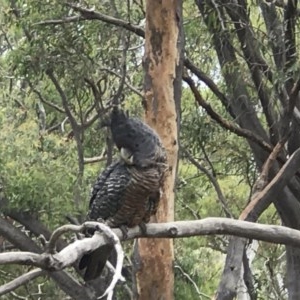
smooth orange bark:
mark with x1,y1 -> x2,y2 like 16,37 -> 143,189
133,1 -> 182,299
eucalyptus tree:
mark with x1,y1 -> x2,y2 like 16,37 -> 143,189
0,1 -> 300,300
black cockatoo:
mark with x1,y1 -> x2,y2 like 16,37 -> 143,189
104,106 -> 167,168
79,107 -> 168,281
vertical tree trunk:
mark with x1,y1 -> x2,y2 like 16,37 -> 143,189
132,1 -> 183,299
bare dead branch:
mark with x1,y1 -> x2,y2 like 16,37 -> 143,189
106,261 -> 126,282
0,252 -> 43,266
0,222 -> 124,299
45,220 -> 125,299
9,218 -> 300,256
0,216 -> 95,300
47,224 -> 85,254
3,219 -> 300,268
97,223 -> 124,300
3,217 -> 300,297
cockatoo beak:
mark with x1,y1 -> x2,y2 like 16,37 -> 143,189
120,147 -> 134,165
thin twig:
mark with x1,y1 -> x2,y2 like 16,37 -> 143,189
175,264 -> 210,299
30,86 -> 65,114
46,70 -> 78,130
100,68 -> 144,99
0,269 -> 46,296
183,149 -> 233,218
111,33 -> 130,105
34,15 -> 84,25
84,155 -> 106,164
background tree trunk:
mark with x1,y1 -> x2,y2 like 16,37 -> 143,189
132,1 -> 183,299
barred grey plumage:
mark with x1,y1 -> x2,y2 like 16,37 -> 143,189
88,160 -> 162,227
79,107 -> 168,281
109,107 -> 167,168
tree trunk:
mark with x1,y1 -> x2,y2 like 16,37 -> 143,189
132,1 -> 183,299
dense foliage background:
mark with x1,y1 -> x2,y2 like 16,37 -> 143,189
0,0 -> 299,299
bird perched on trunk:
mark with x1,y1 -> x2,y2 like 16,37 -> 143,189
79,107 -> 168,281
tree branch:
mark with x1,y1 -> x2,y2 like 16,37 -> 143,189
0,216 -> 95,300
7,211 -> 68,252
182,148 -> 233,218
84,155 -> 106,164
34,15 -> 84,25
224,0 -> 279,144
4,216 -> 300,297
100,67 -> 144,99
45,71 -> 85,206
240,146 -> 300,221
184,57 -> 235,119
64,3 -> 145,37
0,268 -> 46,296
110,33 -> 129,106
183,74 -> 273,153
216,143 -> 300,299
30,86 -> 65,114
284,0 -> 298,72
45,70 -> 78,130
266,0 -> 300,16
175,264 -> 210,299
97,223 -> 124,300
3,219 -> 300,269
